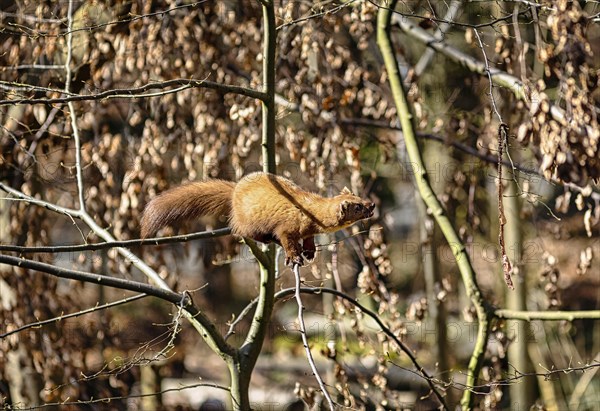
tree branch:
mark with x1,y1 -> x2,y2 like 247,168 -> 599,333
413,0 -> 462,77
225,3 -> 279,409
225,285 -> 448,409
495,309 -> 600,321
0,228 -> 232,253
0,253 -> 182,306
239,0 -> 278,367
0,179 -> 236,362
341,118 -> 600,201
0,78 -> 268,106
0,253 -> 236,356
342,118 -> 538,174
377,4 -> 489,409
369,0 -> 527,29
391,14 -> 584,135
276,286 -> 450,410
242,237 -> 270,268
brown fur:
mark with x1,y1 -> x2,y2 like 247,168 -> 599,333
141,180 -> 235,238
141,172 -> 375,265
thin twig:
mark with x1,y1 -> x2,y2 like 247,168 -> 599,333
64,0 -> 86,212
330,243 -> 349,345
149,295 -> 186,362
0,11 -> 64,24
276,0 -> 358,31
292,265 -> 336,411
0,181 -> 80,217
472,28 -> 504,122
1,2 -> 208,39
0,80 -> 78,95
0,294 -> 147,339
29,104 -> 63,155
0,64 -> 65,70
450,361 -> 600,391
12,382 -> 230,410
224,295 -> 260,341
0,185 -> 87,241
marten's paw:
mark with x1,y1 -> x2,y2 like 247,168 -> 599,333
285,254 -> 305,267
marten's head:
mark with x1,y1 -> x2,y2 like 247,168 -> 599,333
337,187 -> 375,224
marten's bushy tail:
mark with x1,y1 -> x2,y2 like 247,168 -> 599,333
140,179 -> 235,238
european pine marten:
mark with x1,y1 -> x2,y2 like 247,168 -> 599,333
140,172 -> 375,266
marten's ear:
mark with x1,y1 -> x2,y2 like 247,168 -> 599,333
340,186 -> 353,195
338,200 -> 350,219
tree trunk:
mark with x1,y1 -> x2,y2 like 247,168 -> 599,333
504,177 -> 535,408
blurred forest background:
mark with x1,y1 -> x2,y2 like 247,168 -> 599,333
0,1 -> 599,410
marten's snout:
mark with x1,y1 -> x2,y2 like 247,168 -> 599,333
341,199 -> 376,222
365,201 -> 375,218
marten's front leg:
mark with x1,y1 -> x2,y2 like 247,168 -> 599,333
279,234 -> 304,266
302,237 -> 316,262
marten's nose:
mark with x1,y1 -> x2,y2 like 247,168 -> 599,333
366,202 -> 375,216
